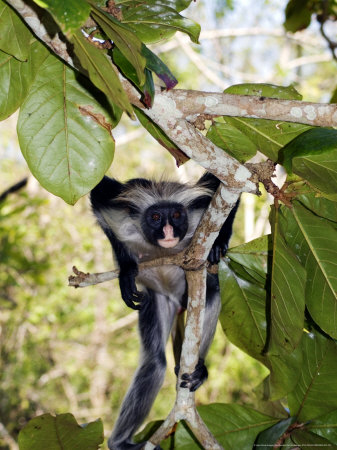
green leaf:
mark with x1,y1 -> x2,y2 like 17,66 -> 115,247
219,261 -> 268,360
141,45 -> 177,90
0,0 -> 32,61
225,83 -> 303,100
281,128 -> 337,200
117,0 -> 201,44
269,206 -> 306,353
72,30 -> 133,116
288,331 -> 337,421
31,0 -> 91,36
115,0 -> 194,12
17,54 -> 115,205
255,417 -> 296,448
134,107 -> 189,166
227,235 -> 270,286
112,49 -> 155,107
225,117 -> 311,162
18,413 -> 103,450
206,121 -> 257,163
291,429 -> 334,449
222,83 -> 311,161
90,4 -> 146,85
297,194 -> 337,224
220,244 -> 303,400
284,0 -> 312,32
308,409 -> 337,444
291,202 -> 337,338
174,404 -> 278,450
0,40 -> 50,120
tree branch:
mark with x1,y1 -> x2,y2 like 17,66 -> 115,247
7,0 -> 337,131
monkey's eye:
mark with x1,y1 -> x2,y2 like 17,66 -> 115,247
172,211 -> 181,219
151,213 -> 161,222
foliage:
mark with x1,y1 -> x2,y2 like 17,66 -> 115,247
0,0 -> 199,204
284,0 -> 337,32
18,414 -> 103,450
0,0 -> 336,449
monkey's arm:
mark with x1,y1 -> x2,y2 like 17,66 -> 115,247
104,227 -> 143,310
90,177 -> 143,310
208,200 -> 240,264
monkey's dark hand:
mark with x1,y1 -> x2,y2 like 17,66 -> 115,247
175,359 -> 208,392
119,267 -> 144,310
208,238 -> 228,265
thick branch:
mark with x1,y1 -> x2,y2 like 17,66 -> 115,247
144,109 -> 257,193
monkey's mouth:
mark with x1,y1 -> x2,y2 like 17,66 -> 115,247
158,237 -> 180,248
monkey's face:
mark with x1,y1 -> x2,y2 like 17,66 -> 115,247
142,202 -> 188,248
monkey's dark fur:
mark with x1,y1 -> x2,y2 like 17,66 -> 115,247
90,173 -> 238,450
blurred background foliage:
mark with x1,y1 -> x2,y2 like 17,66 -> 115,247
0,0 -> 336,448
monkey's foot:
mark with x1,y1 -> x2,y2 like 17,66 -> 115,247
176,359 -> 208,392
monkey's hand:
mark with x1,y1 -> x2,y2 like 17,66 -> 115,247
208,237 -> 228,265
175,358 -> 208,392
119,266 -> 144,310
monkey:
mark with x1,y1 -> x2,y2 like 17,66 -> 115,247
90,172 -> 239,450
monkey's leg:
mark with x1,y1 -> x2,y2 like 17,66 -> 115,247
180,273 -> 221,392
108,291 -> 177,450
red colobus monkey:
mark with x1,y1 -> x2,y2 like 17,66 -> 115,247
90,173 -> 238,450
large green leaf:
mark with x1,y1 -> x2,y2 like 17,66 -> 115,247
225,117 -> 311,162
269,207 -> 306,353
219,256 -> 301,400
90,3 -> 146,85
0,0 -> 32,61
17,54 -> 115,204
72,30 -> 133,116
308,409 -> 337,445
0,40 -> 49,120
220,239 -> 303,399
18,413 -> 103,449
32,0 -> 90,36
219,84 -> 311,161
281,128 -> 337,200
116,0 -> 200,44
291,202 -> 337,338
219,261 -> 267,360
174,404 -> 278,449
206,121 -> 257,163
288,331 -> 337,421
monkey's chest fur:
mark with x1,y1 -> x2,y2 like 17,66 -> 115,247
136,265 -> 186,306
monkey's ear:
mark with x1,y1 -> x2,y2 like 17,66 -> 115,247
188,195 -> 212,210
90,176 -> 124,208
196,172 -> 220,192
